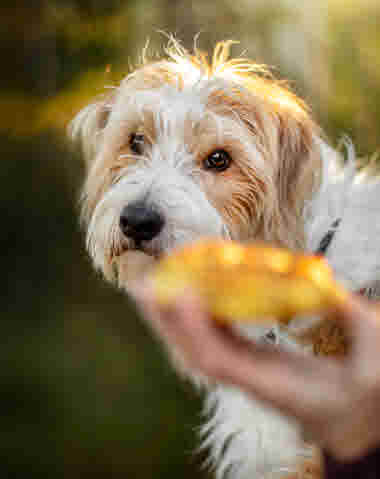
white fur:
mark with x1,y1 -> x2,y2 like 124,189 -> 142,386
202,387 -> 307,479
85,85 -> 234,281
200,326 -> 311,479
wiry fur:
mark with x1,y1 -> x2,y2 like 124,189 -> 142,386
70,39 -> 380,479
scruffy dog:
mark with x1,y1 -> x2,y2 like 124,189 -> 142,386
70,40 -> 380,479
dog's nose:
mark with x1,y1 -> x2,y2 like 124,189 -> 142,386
119,202 -> 164,242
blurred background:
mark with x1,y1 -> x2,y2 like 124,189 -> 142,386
2,1 -> 380,478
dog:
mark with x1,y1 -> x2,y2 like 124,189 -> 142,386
70,39 -> 380,479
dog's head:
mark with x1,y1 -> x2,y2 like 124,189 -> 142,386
71,40 -> 322,285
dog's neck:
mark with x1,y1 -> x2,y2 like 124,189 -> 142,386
306,140 -> 380,295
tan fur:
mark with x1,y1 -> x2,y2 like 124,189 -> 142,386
298,317 -> 348,357
73,41 -> 322,255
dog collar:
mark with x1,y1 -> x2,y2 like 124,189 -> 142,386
315,218 -> 341,255
315,219 -> 377,299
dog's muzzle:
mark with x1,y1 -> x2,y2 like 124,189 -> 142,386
119,201 -> 165,243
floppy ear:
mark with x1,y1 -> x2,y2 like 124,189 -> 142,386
68,93 -> 114,164
276,111 -> 322,246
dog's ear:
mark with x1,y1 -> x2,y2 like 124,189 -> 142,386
69,93 -> 114,164
275,111 -> 322,245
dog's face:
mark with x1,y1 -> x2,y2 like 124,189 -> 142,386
72,41 -> 321,285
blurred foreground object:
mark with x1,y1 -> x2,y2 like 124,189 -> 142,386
152,240 -> 347,322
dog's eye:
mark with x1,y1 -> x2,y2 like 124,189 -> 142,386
203,149 -> 231,172
129,133 -> 145,155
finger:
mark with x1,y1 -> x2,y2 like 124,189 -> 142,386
129,280 -> 184,344
333,294 -> 380,355
172,294 -> 344,419
127,278 -> 155,305
133,287 -> 345,423
133,285 -> 222,374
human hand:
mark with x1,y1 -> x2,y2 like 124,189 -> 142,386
131,283 -> 380,461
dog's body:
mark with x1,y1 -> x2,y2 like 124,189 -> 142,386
71,40 -> 380,478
